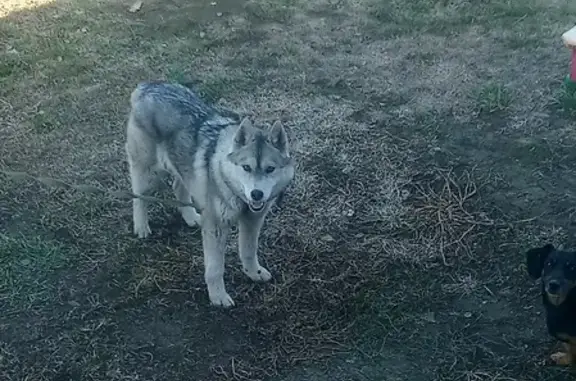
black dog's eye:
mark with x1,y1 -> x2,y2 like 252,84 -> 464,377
242,165 -> 252,173
265,166 -> 276,174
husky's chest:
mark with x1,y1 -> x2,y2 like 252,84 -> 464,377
209,195 -> 245,225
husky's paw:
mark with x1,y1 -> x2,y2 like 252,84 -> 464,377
244,266 -> 272,282
209,292 -> 235,308
181,207 -> 201,227
134,223 -> 151,239
551,351 -> 573,365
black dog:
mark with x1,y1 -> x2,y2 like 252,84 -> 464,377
527,243 -> 576,365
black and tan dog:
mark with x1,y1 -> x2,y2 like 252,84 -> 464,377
527,243 -> 576,365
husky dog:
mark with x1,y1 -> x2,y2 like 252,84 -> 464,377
125,81 -> 295,307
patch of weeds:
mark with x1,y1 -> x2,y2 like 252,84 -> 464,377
0,56 -> 28,80
500,33 -> 544,50
166,66 -> 188,84
404,51 -> 437,65
475,83 -> 512,114
367,0 -> 546,38
0,234 -> 68,307
506,138 -> 554,166
196,74 -> 260,103
31,111 -> 60,133
244,0 -> 296,24
0,63 -> 15,79
489,0 -> 539,18
344,288 -> 411,355
556,80 -> 576,116
223,51 -> 282,70
201,28 -> 268,51
367,0 -> 477,37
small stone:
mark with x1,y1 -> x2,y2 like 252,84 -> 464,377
321,234 -> 335,242
421,312 -> 437,323
199,32 -> 206,38
128,0 -> 143,13
216,12 -> 223,16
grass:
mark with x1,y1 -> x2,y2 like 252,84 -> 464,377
2,0 -> 576,380
475,83 -> 513,114
0,233 -> 67,307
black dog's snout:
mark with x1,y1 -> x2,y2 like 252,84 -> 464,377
250,189 -> 264,201
548,280 -> 561,294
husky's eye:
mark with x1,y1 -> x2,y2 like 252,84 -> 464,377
265,166 -> 276,174
242,165 -> 252,173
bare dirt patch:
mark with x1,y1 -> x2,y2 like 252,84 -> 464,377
2,0 -> 576,380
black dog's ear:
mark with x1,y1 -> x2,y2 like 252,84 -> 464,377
526,244 -> 555,279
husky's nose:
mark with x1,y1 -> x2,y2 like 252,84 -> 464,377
250,189 -> 264,201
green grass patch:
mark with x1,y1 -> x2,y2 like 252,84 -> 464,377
244,0 -> 296,24
196,74 -> 261,103
31,111 -> 61,133
366,0 -> 555,37
0,234 -> 68,307
475,83 -> 512,114
556,78 -> 576,117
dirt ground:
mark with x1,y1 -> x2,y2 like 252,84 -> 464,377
2,0 -> 576,380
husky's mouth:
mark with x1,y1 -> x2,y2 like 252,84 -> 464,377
248,201 -> 265,212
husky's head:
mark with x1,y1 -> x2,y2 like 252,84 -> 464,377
225,117 -> 295,213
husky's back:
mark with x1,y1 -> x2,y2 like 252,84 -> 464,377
128,81 -> 239,141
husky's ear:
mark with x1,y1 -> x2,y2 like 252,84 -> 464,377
269,120 -> 289,155
526,243 -> 554,279
234,117 -> 252,147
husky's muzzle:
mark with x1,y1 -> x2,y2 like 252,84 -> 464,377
248,200 -> 265,213
248,189 -> 266,212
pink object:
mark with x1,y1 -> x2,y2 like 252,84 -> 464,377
571,49 -> 576,81
562,27 -> 576,81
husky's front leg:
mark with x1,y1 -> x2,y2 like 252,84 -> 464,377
238,213 -> 272,282
172,178 -> 201,227
202,217 -> 234,307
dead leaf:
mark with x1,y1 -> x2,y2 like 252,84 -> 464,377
129,0 -> 143,13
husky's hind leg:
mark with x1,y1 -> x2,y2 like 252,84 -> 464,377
129,164 -> 155,238
126,117 -> 156,238
172,178 -> 201,227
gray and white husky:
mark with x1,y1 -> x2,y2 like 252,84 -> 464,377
125,81 -> 295,307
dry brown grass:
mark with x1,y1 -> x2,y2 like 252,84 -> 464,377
2,0 -> 576,380
0,0 -> 54,17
